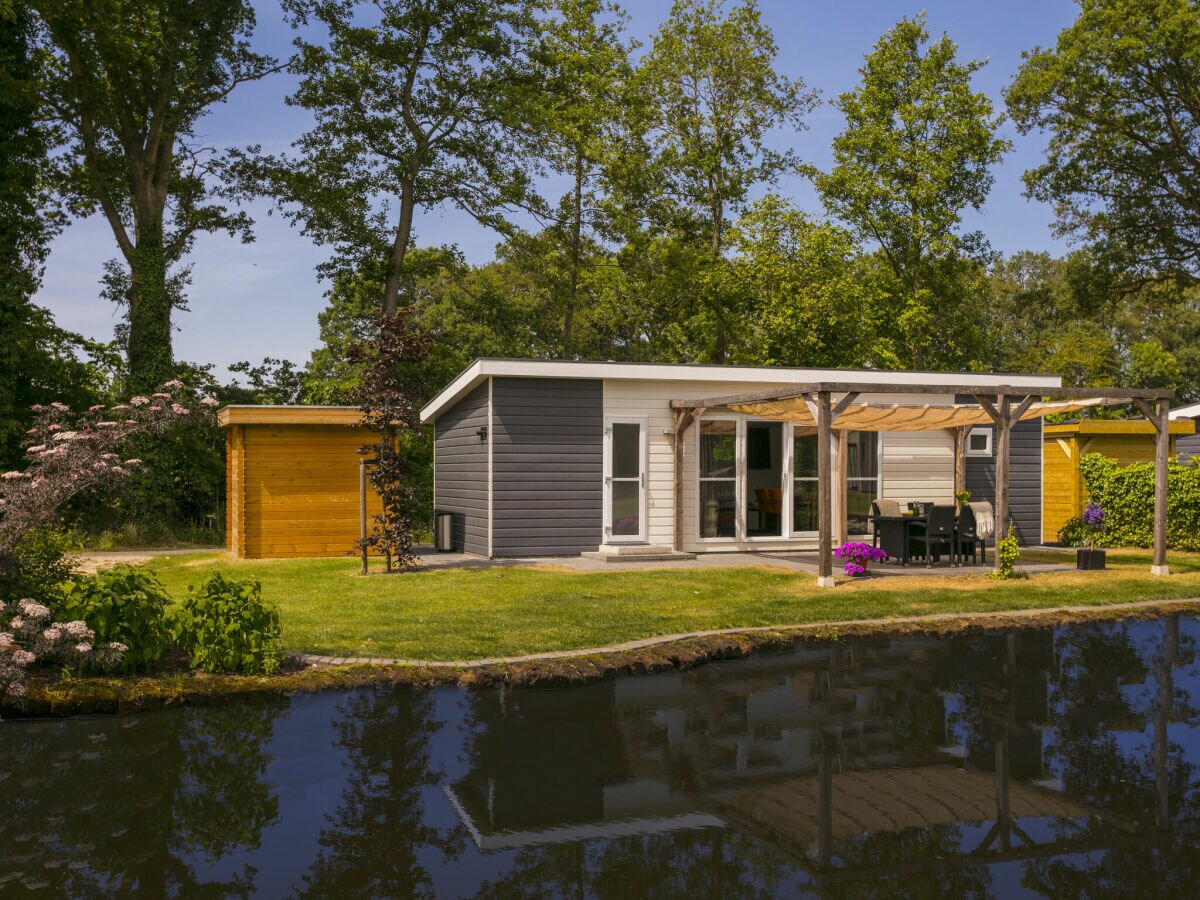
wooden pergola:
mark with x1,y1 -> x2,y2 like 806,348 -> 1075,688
671,382 -> 1175,584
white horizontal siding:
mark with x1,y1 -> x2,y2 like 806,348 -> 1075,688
603,381 -> 958,553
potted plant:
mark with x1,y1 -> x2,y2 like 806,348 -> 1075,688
1077,502 -> 1106,570
955,489 -> 971,515
834,541 -> 888,577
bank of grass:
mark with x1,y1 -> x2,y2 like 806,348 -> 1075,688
134,548 -> 1200,662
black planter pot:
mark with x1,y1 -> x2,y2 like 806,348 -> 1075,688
1077,548 -> 1106,570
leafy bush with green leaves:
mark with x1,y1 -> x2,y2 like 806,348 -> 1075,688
990,527 -> 1021,580
175,573 -> 282,674
1056,516 -> 1090,547
58,565 -> 173,672
1078,453 -> 1200,551
0,527 -> 74,605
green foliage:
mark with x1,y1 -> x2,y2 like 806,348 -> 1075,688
816,13 -> 1010,369
1078,453 -> 1200,551
990,527 -> 1021,580
32,0 -> 277,390
175,573 -> 282,674
59,565 -> 172,672
1056,516 -> 1091,547
0,527 -> 73,605
1006,0 -> 1200,284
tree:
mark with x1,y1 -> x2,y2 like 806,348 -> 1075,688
265,0 -> 541,317
631,0 -> 817,362
1006,0 -> 1200,285
31,0 -> 278,391
816,14 -> 1010,368
526,0 -> 635,357
347,313 -> 431,572
727,195 -> 886,368
0,5 -> 112,467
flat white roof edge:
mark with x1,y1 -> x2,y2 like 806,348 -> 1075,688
1169,401 -> 1200,420
420,359 -> 1064,422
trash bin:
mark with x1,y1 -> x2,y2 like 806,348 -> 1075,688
434,512 -> 454,552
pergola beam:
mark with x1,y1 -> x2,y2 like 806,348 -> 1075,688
670,383 -> 1173,409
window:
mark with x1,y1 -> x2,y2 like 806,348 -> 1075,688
746,421 -> 784,537
699,420 -> 736,538
845,431 -> 880,534
966,427 -> 993,457
793,429 -> 818,533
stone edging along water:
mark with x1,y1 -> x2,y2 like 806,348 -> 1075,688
298,597 -> 1200,671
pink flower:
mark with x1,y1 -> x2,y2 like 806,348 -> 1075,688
53,431 -> 77,441
50,402 -> 69,411
26,445 -> 46,454
88,404 -> 105,412
170,403 -> 189,415
97,421 -> 119,428
107,642 -> 129,654
152,392 -> 171,399
110,404 -> 129,411
2,471 -> 28,480
11,650 -> 35,667
19,600 -> 50,620
47,423 -> 62,431
129,396 -> 149,406
148,405 -> 161,412
74,643 -> 92,654
124,458 -> 143,465
64,621 -> 91,639
161,380 -> 185,389
199,396 -> 220,407
29,404 -> 43,411
43,627 -> 63,642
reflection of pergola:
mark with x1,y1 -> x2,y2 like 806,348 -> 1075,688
671,382 -> 1175,583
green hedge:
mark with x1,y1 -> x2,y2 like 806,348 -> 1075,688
1074,453 -> 1200,551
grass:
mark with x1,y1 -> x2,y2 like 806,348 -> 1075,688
131,548 -> 1200,662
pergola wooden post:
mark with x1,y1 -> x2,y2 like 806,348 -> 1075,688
1135,396 -> 1172,576
817,391 -> 834,587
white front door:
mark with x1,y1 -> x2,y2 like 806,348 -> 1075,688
604,418 -> 646,543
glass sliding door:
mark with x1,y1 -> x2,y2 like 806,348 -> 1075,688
845,431 -> 879,534
793,429 -> 819,533
605,419 -> 645,542
698,420 -> 736,538
745,421 -> 784,537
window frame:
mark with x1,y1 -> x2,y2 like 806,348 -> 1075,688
965,426 -> 993,458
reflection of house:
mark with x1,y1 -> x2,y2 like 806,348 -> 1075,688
445,630 -> 1123,874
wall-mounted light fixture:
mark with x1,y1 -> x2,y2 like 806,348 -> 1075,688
476,425 -> 488,442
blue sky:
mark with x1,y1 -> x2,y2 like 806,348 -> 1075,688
35,0 -> 1081,377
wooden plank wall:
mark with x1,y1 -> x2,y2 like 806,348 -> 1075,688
1042,432 -> 1178,541
239,424 -> 382,558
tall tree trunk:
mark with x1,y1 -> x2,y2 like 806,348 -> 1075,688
127,220 -> 174,392
563,148 -> 583,360
710,197 -> 726,363
383,180 -> 415,317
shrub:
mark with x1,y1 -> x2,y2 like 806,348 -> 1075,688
0,526 -> 74,605
175,573 -> 282,675
1056,516 -> 1090,547
58,566 -> 173,672
1078,453 -> 1200,551
1,597 -> 126,701
991,527 -> 1021,580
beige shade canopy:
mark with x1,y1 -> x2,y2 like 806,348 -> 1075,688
725,397 -> 1123,431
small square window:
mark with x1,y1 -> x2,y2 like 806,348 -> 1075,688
966,427 -> 993,457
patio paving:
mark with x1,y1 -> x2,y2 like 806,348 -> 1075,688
413,548 -> 1074,576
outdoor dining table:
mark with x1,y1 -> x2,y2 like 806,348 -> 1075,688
872,506 -> 966,567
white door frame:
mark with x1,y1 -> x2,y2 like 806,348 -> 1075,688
603,416 -> 647,543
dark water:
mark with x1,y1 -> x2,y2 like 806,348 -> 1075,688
2,617 -> 1199,898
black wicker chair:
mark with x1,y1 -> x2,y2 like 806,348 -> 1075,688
956,501 -> 992,566
870,499 -> 910,565
908,504 -> 957,567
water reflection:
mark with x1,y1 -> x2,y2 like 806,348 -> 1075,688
0,616 -> 1197,897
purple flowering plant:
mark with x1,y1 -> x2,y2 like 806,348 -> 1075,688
833,541 -> 888,576
1081,502 -> 1106,548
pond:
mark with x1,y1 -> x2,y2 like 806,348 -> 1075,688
2,615 -> 1199,897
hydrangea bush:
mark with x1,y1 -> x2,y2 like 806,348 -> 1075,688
833,541 -> 888,576
1081,502 -> 1106,548
0,597 -> 126,701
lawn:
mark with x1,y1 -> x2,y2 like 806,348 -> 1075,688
134,549 -> 1200,662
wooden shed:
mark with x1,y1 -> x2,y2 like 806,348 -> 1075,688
1043,418 -> 1195,540
219,406 -> 381,559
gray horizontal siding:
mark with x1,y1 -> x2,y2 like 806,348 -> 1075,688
1178,432 -> 1200,462
965,420 -> 1042,545
434,381 -> 489,555
491,377 -> 603,556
